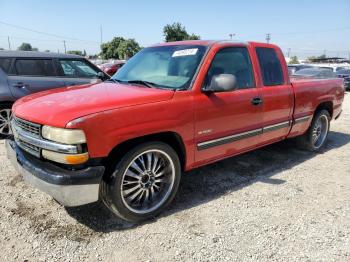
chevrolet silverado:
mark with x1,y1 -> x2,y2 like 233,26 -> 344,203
6,40 -> 345,222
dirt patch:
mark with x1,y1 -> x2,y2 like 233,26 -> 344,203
10,201 -> 102,243
7,174 -> 23,187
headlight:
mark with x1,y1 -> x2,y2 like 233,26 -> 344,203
42,126 -> 86,144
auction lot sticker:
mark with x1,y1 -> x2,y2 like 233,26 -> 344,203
172,48 -> 198,57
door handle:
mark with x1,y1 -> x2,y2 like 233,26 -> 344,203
13,82 -> 28,88
251,97 -> 263,106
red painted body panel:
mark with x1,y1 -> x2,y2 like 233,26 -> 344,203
13,83 -> 175,127
12,40 -> 345,171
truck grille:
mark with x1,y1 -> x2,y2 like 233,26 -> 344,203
14,117 -> 41,137
17,138 -> 41,157
11,115 -> 78,159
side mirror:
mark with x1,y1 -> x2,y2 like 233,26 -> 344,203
204,74 -> 238,93
97,71 -> 106,80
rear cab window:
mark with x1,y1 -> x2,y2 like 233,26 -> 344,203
256,47 -> 284,86
15,59 -> 56,76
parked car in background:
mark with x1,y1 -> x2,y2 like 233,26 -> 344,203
98,60 -> 125,76
337,69 -> 350,90
308,64 -> 350,72
288,64 -> 314,75
292,68 -> 336,79
0,51 -> 109,138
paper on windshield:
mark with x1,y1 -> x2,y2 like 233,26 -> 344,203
172,48 -> 198,57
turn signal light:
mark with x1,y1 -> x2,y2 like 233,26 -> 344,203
42,150 -> 89,165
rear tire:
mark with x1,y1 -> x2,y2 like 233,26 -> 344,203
297,109 -> 330,152
100,142 -> 181,223
0,103 -> 13,139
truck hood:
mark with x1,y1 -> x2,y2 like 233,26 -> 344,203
13,82 -> 175,127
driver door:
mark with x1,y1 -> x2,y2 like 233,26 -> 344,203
194,46 -> 263,164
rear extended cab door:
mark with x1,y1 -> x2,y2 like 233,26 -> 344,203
7,57 -> 65,99
250,43 -> 294,145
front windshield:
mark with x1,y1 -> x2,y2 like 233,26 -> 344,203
294,69 -> 322,76
112,45 -> 207,89
338,69 -> 350,74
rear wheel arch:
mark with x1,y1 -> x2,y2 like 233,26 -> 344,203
314,101 -> 333,119
102,131 -> 187,176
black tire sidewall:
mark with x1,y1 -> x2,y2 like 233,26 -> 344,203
102,141 -> 181,223
0,103 -> 13,139
306,110 -> 331,151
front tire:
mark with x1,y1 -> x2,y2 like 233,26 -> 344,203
298,109 -> 330,151
0,103 -> 13,139
100,142 -> 181,223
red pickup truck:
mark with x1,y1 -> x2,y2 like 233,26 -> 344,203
6,40 -> 344,222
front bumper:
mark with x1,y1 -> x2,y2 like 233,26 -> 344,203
6,139 -> 105,206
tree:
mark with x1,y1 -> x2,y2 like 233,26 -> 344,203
289,56 -> 299,64
67,50 -> 83,56
100,37 -> 141,59
17,42 -> 38,51
163,22 -> 200,42
307,54 -> 326,62
117,39 -> 141,59
100,37 -> 125,59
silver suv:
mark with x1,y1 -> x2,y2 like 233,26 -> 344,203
0,51 -> 109,138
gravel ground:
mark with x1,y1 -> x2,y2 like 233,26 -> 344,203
0,93 -> 349,262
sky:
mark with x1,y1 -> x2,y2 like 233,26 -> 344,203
0,0 -> 349,59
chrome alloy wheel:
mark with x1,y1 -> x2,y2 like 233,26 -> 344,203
0,109 -> 12,136
120,149 -> 175,214
312,115 -> 328,149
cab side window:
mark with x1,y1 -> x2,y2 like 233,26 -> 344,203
204,47 -> 254,89
15,59 -> 56,76
256,47 -> 284,86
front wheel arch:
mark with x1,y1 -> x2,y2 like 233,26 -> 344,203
100,141 -> 182,222
102,131 -> 186,176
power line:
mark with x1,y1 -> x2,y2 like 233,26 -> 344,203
0,20 -> 100,44
272,26 -> 350,36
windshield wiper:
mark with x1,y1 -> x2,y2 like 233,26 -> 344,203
105,78 -> 121,83
127,80 -> 158,88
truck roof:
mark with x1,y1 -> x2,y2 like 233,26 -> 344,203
0,50 -> 83,58
151,40 -> 281,50
152,40 -> 250,47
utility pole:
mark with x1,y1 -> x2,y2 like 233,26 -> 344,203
266,33 -> 271,43
229,33 -> 235,40
7,36 -> 11,50
63,40 -> 66,54
287,48 -> 291,57
100,25 -> 103,45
